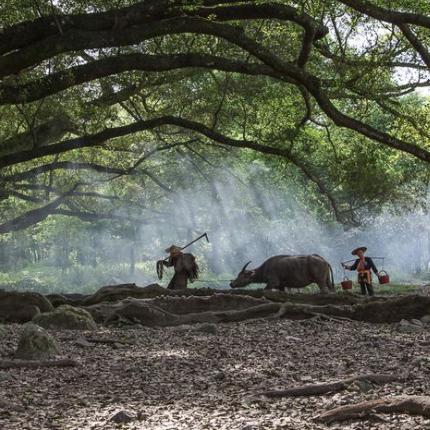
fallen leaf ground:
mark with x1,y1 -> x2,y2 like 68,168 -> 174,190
1,318 -> 429,429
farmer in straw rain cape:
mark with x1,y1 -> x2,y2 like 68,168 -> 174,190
342,246 -> 378,296
156,245 -> 199,290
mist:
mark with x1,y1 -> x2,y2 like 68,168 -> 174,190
136,172 -> 430,288
1,167 -> 429,293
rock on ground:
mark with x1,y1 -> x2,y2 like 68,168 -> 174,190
32,305 -> 97,330
109,410 -> 136,424
14,323 -> 60,360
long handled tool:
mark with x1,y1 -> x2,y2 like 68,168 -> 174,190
162,232 -> 210,261
180,232 -> 210,252
157,232 -> 210,279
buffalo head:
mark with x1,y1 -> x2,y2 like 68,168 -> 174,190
230,261 -> 255,288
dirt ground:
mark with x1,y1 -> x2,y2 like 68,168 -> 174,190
0,318 -> 429,430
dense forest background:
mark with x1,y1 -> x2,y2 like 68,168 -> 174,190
1,0 -> 429,292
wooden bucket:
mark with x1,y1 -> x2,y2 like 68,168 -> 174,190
341,277 -> 353,290
378,270 -> 390,285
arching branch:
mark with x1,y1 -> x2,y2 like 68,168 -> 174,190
0,185 -> 77,234
1,161 -> 126,182
0,114 -> 343,221
0,7 -> 428,164
337,0 -> 430,31
0,4 -> 326,77
0,53 -> 288,104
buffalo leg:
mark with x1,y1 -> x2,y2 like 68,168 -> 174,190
264,280 -> 280,290
327,276 -> 335,292
317,282 -> 329,294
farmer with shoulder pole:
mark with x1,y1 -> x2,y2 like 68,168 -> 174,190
156,233 -> 209,290
341,246 -> 379,296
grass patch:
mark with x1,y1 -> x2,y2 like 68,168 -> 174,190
338,283 -> 418,295
0,263 -> 424,297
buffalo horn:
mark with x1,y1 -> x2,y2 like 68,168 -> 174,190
240,261 -> 252,273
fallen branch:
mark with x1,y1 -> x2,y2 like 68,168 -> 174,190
251,374 -> 404,399
0,358 -> 79,369
315,395 -> 430,423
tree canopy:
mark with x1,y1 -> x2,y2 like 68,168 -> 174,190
0,0 -> 429,237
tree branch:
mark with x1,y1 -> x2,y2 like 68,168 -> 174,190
1,161 -> 126,182
1,14 -> 429,164
0,53 -> 288,105
398,23 -> 430,69
337,0 -> 430,31
0,185 -> 77,233
48,209 -> 141,223
0,4 -> 326,77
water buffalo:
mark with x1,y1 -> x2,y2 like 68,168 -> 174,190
230,254 -> 335,293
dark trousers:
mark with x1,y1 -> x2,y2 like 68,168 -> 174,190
360,282 -> 374,296
167,272 -> 188,290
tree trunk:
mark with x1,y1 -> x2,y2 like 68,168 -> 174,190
129,245 -> 135,275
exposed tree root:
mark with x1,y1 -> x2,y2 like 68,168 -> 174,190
315,395 -> 430,423
48,284 -> 368,308
83,293 -> 430,326
0,291 -> 53,323
0,358 -> 79,369
250,374 -> 404,400
5,284 -> 430,326
260,296 -> 430,323
103,300 -> 282,327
